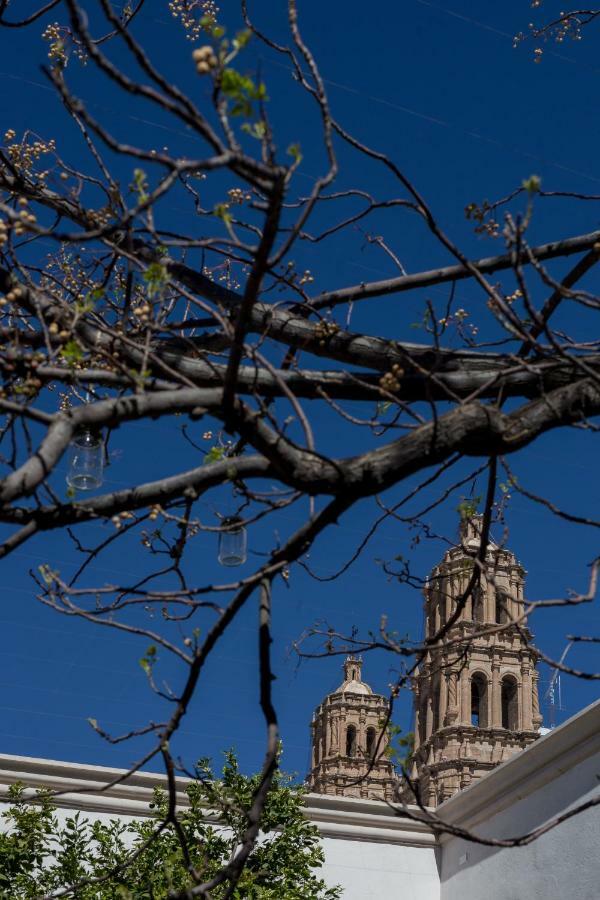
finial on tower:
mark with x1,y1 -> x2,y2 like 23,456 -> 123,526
343,655 -> 363,683
459,511 -> 483,543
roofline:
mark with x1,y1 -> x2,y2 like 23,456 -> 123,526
0,753 -> 435,847
436,698 -> 600,839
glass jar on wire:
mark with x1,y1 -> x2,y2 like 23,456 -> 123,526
66,429 -> 104,491
217,517 -> 247,567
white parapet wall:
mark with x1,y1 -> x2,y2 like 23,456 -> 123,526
437,699 -> 600,900
0,754 -> 440,899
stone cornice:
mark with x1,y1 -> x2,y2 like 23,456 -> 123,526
0,753 -> 190,817
303,793 -> 436,846
0,753 -> 435,847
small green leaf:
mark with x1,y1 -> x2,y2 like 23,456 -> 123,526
522,174 -> 541,194
287,143 -> 302,164
204,445 -> 226,464
59,339 -> 84,365
213,203 -> 232,225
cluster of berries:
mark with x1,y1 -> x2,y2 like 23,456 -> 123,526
192,45 -> 218,74
6,135 -> 56,175
112,511 -> 136,529
132,303 -> 153,324
14,199 -> 37,236
379,364 -> 404,394
314,320 -> 340,346
48,322 -> 72,341
42,22 -> 67,63
1,284 -> 23,305
149,505 -> 162,521
505,289 -> 523,304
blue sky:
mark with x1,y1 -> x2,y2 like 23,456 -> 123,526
0,0 -> 598,780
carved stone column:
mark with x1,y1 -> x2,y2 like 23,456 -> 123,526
439,669 -> 448,727
460,670 -> 470,725
509,580 -> 518,621
445,576 -> 452,623
532,670 -> 543,728
491,662 -> 501,727
425,689 -> 434,739
446,669 -> 459,724
329,717 -> 338,756
484,580 -> 493,624
462,571 -> 473,621
521,665 -> 532,731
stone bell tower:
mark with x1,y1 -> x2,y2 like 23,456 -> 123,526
307,656 -> 397,800
405,515 -> 543,806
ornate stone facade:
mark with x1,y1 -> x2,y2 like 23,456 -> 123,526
307,656 -> 397,800
405,515 -> 543,806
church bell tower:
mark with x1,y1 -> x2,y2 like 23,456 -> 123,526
405,515 -> 543,806
307,656 -> 397,800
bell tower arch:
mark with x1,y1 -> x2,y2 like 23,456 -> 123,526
307,655 -> 397,800
405,515 -> 543,806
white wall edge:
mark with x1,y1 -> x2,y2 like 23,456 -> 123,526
0,755 -> 435,846
303,792 -> 436,845
436,698 -> 600,839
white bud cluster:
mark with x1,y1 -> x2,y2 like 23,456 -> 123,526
227,187 -> 251,205
169,1 -> 220,41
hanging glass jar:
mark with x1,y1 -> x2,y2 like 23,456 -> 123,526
217,517 -> 247,567
66,429 -> 104,491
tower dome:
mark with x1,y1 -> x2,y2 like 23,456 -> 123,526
337,655 -> 373,696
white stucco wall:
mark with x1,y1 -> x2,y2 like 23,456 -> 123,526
304,794 -> 439,900
320,836 -> 439,900
438,700 -> 600,900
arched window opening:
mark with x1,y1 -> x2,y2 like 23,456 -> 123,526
495,591 -> 508,624
501,677 -> 519,730
471,674 -> 487,727
472,585 -> 484,623
346,724 -> 357,757
366,726 -> 376,758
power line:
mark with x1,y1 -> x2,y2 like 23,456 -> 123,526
414,0 -> 600,77
264,56 -> 600,186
